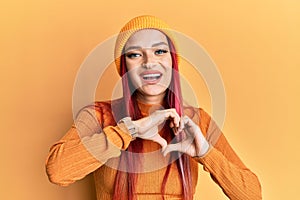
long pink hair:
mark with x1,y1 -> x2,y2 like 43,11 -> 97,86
112,37 -> 193,200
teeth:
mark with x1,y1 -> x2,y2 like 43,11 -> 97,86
143,74 -> 161,79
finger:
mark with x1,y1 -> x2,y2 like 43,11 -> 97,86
169,121 -> 179,135
183,116 -> 197,127
181,116 -> 199,134
172,110 -> 181,127
169,121 -> 174,128
149,134 -> 168,151
162,142 -> 185,157
165,109 -> 180,127
178,117 -> 185,132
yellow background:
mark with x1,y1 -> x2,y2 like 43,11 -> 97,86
1,0 -> 299,199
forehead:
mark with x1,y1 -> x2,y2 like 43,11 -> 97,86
125,29 -> 168,48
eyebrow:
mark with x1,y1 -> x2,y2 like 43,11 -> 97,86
124,42 -> 169,53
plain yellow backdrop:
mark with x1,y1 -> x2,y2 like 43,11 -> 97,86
1,0 -> 299,199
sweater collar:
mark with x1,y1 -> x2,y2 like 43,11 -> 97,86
137,99 -> 167,117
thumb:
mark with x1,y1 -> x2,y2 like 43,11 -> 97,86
162,142 -> 185,157
148,134 -> 168,151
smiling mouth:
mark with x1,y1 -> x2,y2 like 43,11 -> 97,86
142,73 -> 162,80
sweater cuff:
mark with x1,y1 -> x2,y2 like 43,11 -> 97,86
103,126 -> 132,150
193,146 -> 219,166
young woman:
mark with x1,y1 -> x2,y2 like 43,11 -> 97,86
46,15 -> 262,200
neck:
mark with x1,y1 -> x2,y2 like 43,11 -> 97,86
135,92 -> 165,105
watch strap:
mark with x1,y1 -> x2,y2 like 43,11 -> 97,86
117,117 -> 138,140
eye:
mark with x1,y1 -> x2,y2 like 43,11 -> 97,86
126,53 -> 141,59
155,49 -> 169,55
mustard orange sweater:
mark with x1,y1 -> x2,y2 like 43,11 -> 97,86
45,101 -> 262,200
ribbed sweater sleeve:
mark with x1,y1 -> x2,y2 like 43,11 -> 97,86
194,109 -> 262,200
45,107 -> 132,186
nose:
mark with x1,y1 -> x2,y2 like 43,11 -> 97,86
142,50 -> 156,68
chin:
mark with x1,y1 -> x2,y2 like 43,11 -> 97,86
140,85 -> 168,97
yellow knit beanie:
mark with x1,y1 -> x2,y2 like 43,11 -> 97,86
114,15 -> 179,75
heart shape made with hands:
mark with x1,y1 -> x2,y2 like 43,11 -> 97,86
138,115 -> 209,158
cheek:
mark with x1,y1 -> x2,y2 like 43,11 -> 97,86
125,60 -> 135,71
162,55 -> 172,67
165,69 -> 173,84
125,56 -> 143,71
127,68 -> 141,89
125,60 -> 141,83
163,56 -> 173,82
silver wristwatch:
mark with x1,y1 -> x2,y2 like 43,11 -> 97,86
117,117 -> 138,139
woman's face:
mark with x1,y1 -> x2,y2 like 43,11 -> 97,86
124,29 -> 172,103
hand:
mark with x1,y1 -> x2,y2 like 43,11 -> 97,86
163,116 -> 210,157
132,108 -> 181,150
